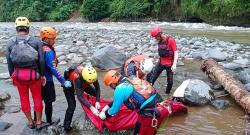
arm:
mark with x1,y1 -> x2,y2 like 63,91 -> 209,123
44,51 -> 65,84
170,38 -> 178,72
93,80 -> 100,102
126,62 -> 137,77
173,51 -> 178,66
75,78 -> 91,108
37,42 -> 45,76
107,89 -> 125,116
6,40 -> 14,76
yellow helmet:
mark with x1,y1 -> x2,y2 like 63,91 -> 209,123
15,17 -> 30,27
82,66 -> 97,83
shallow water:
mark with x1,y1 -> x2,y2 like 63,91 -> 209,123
0,60 -> 248,135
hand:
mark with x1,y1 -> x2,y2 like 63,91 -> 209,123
95,102 -> 101,110
41,76 -> 47,86
101,105 -> 110,112
99,111 -> 106,120
64,81 -> 72,88
171,64 -> 176,72
90,106 -> 99,116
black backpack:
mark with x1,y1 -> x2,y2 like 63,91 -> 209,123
10,36 -> 38,68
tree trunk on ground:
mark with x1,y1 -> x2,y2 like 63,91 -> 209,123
201,59 -> 250,114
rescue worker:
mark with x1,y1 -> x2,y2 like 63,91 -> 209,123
6,17 -> 46,130
100,70 -> 163,135
121,55 -> 154,81
150,26 -> 179,94
62,65 -> 101,131
39,27 -> 72,125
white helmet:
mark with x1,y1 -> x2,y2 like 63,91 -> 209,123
140,58 -> 154,74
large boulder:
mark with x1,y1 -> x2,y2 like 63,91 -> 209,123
222,63 -> 243,71
0,73 -> 10,80
90,46 -> 126,70
202,48 -> 227,61
173,79 -> 213,106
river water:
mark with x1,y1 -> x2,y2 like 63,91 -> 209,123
0,22 -> 249,135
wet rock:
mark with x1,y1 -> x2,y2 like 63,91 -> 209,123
69,47 -> 79,53
47,125 -> 60,135
233,59 -> 249,67
244,83 -> 250,92
79,46 -> 88,57
202,48 -> 227,61
0,122 -> 12,131
237,70 -> 250,84
0,92 -> 11,102
54,45 -> 67,52
75,41 -> 85,46
210,100 -> 231,110
72,113 -> 95,131
173,79 -> 213,106
177,61 -> 185,66
191,51 -> 204,59
210,83 -> 224,90
90,46 -> 126,70
57,55 -> 66,62
71,56 -> 84,64
0,73 -> 10,80
222,63 -> 243,71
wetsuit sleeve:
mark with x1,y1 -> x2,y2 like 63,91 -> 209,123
93,80 -> 100,102
108,84 -> 133,116
6,40 -> 14,76
126,62 -> 137,77
75,78 -> 91,108
44,50 -> 65,84
38,42 -> 45,76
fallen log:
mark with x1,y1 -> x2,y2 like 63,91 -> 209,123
201,59 -> 250,114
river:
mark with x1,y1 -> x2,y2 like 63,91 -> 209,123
0,22 -> 249,135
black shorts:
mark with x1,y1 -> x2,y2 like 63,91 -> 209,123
42,80 -> 56,103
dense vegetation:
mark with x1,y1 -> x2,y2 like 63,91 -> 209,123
0,0 -> 249,26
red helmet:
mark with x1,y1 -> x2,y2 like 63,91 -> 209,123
151,26 -> 163,38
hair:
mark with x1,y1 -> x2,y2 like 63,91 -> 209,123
16,26 -> 29,33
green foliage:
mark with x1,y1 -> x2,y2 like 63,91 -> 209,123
110,0 -> 151,19
80,0 -> 110,21
0,0 -> 81,22
48,3 -> 78,21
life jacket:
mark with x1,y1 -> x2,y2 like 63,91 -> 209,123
64,65 -> 90,89
124,55 -> 149,79
42,45 -> 58,67
158,36 -> 173,57
124,77 -> 156,110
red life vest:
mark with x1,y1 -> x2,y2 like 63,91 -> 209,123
42,45 -> 58,67
124,55 -> 149,79
158,36 -> 173,57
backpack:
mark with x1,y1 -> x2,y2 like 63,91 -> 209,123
158,36 -> 173,57
10,36 -> 38,68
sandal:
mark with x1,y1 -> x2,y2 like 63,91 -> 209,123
36,122 -> 50,130
27,122 -> 35,129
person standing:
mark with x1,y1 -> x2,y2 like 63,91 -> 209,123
6,17 -> 47,130
150,26 -> 178,94
40,27 -> 72,125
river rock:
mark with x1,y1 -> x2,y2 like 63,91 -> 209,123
72,113 -> 95,131
173,79 -> 213,106
6,105 -> 21,113
191,51 -> 205,59
237,70 -> 250,84
0,122 -> 12,131
75,41 -> 85,46
0,73 -> 10,80
210,100 -> 231,110
57,55 -> 66,62
72,56 -> 84,64
54,45 -> 67,52
222,63 -> 243,71
69,46 -> 79,53
90,46 -> 126,70
0,92 -> 11,102
202,48 -> 227,61
244,83 -> 250,92
233,59 -> 249,67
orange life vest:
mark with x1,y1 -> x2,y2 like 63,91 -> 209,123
124,55 -> 149,79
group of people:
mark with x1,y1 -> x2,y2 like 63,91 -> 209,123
5,17 -> 178,134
